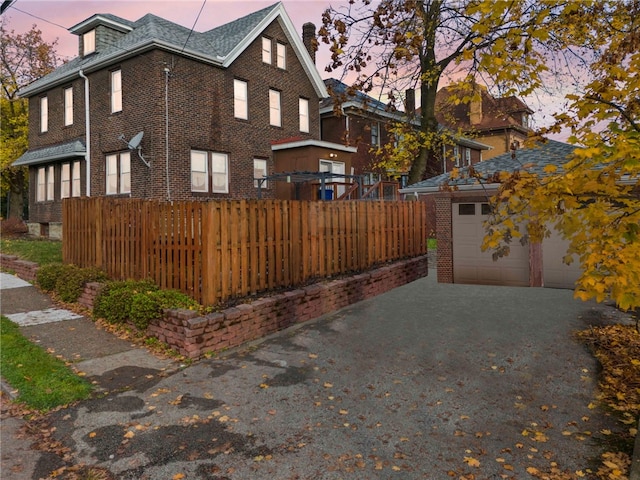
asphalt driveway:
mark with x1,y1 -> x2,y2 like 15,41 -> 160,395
45,274 -> 630,479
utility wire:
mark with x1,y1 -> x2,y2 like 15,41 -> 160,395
180,0 -> 206,53
8,5 -> 68,30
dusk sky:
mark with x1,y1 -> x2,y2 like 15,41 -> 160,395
2,0 -> 569,138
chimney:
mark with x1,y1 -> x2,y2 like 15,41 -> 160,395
469,94 -> 482,125
302,22 -> 317,64
405,88 -> 415,117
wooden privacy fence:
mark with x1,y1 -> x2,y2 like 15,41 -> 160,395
63,198 -> 427,306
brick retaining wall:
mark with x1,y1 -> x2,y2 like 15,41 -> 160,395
0,254 -> 39,282
1,253 -> 428,360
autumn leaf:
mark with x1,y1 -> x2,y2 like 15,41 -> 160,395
463,456 -> 480,467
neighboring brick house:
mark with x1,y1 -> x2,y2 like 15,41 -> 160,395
320,78 -> 490,186
16,3 -> 351,238
435,82 -> 534,161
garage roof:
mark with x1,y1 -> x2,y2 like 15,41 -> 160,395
400,139 -> 577,194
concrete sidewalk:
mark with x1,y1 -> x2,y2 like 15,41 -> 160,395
0,272 -> 177,479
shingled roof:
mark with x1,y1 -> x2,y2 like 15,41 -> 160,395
400,139 -> 577,193
435,83 -> 533,134
19,2 -> 326,98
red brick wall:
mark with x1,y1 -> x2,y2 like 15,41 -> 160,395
2,251 -> 428,360
0,255 -> 39,282
148,255 -> 429,358
435,194 -> 453,283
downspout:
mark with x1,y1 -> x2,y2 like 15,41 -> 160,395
442,144 -> 446,173
78,70 -> 91,196
164,67 -> 171,202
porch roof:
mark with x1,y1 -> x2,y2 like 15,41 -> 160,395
13,140 -> 86,167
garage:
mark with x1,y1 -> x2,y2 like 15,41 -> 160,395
452,201 -> 530,286
451,200 -> 582,289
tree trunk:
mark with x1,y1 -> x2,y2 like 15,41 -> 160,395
7,168 -> 26,219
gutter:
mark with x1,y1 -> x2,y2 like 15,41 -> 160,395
78,70 -> 90,197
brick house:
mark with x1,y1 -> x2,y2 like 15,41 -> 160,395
15,3 -> 353,238
320,78 -> 490,186
435,82 -> 534,161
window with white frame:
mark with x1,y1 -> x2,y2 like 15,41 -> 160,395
64,87 -> 73,126
61,163 -> 71,198
40,96 -> 48,133
299,98 -> 309,133
276,42 -> 286,69
261,37 -> 272,64
453,145 -> 460,166
465,147 -> 471,166
106,152 -> 131,195
370,122 -> 379,146
46,165 -> 54,201
269,89 -> 281,127
234,79 -> 248,119
83,29 -> 95,55
37,167 -> 46,202
190,150 -> 229,193
254,158 -> 267,188
111,69 -> 122,113
190,150 -> 208,192
72,161 -> 81,196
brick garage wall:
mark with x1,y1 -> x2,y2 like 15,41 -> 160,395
434,194 -> 453,283
0,255 -> 39,282
147,255 -> 428,358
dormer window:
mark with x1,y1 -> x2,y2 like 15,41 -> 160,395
522,113 -> 530,129
83,29 -> 96,55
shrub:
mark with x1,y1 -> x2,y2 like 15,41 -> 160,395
130,289 -> 200,330
37,263 -> 73,292
94,279 -> 158,325
0,217 -> 28,236
55,266 -> 107,303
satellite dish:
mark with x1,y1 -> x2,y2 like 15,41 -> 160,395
128,131 -> 144,150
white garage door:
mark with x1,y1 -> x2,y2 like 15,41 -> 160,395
452,202 -> 530,286
542,228 -> 582,289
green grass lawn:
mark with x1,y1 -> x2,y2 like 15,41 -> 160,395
0,238 -> 62,265
0,316 -> 92,410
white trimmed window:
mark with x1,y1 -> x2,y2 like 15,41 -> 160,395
40,96 -> 48,133
37,167 -> 46,202
190,150 -> 208,192
454,145 -> 460,166
106,152 -> 131,195
190,150 -> 229,194
269,89 -> 281,127
111,69 -> 122,113
299,98 -> 309,133
370,122 -> 379,146
234,79 -> 248,119
276,42 -> 286,69
254,158 -> 267,188
465,147 -> 471,166
61,163 -> 71,198
46,165 -> 54,201
83,29 -> 95,55
64,87 -> 73,126
261,37 -> 272,64
72,161 -> 81,197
